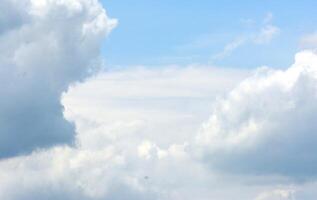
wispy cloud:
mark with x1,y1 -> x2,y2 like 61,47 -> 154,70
212,12 -> 280,61
212,37 -> 246,60
253,24 -> 280,44
253,12 -> 280,44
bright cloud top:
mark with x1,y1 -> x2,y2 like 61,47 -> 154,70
196,50 -> 317,179
0,0 -> 116,158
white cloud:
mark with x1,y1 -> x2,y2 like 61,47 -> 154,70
63,66 -> 249,150
253,24 -> 280,44
0,66 -> 251,200
253,12 -> 280,44
0,0 -> 117,158
2,50 -> 317,199
195,50 -> 317,179
212,12 -> 280,60
1,1 -> 317,199
254,188 -> 296,200
212,38 -> 246,60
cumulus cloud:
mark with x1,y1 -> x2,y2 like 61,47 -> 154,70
2,50 -> 317,199
195,50 -> 317,179
0,0 -> 117,158
1,0 -> 317,199
0,66 -> 250,200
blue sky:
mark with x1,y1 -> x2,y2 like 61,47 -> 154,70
101,0 -> 317,68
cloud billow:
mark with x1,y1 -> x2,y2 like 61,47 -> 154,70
0,0 -> 117,158
195,50 -> 317,179
2,51 -> 317,199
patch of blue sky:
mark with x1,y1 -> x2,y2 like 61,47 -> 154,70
101,0 -> 317,69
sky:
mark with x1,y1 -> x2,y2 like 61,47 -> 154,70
100,0 -> 317,68
1,0 -> 317,200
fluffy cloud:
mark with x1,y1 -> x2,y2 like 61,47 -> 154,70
0,66 -> 250,200
1,0 -> 317,199
0,0 -> 117,158
195,50 -> 317,179
2,50 -> 317,199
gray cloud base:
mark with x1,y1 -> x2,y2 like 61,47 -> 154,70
0,0 -> 116,158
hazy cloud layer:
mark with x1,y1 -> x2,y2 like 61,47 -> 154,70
254,188 -> 295,200
0,0 -> 117,158
212,12 -> 280,60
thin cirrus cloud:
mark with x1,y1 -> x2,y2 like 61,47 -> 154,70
0,0 -> 117,158
212,12 -> 280,61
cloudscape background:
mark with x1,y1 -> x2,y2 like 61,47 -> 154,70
0,0 -> 317,199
